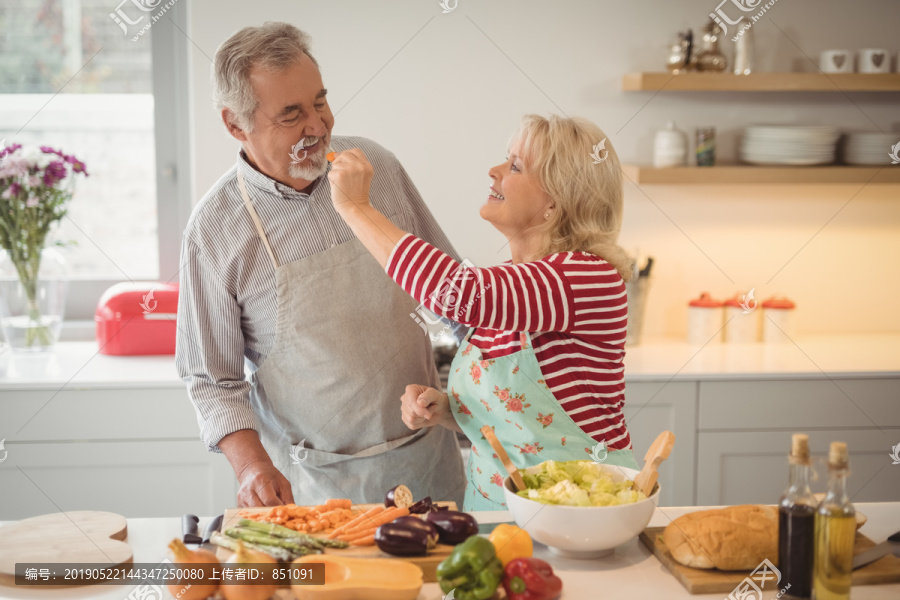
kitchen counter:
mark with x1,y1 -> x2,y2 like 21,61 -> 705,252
1,503 -> 898,600
1,333 -> 898,388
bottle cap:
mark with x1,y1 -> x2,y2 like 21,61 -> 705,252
790,433 -> 810,463
829,441 -> 849,468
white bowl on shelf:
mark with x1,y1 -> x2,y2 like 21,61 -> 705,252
502,464 -> 660,559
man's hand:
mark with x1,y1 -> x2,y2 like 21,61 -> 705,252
218,429 -> 294,507
327,148 -> 374,213
235,460 -> 294,507
400,384 -> 460,432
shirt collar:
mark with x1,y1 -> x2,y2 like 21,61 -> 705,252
236,149 -> 330,200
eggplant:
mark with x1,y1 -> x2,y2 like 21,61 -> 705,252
392,516 -> 439,549
374,520 -> 436,556
425,510 -> 479,545
384,484 -> 414,509
408,496 -> 434,514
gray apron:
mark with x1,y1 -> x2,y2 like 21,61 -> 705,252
237,171 -> 466,506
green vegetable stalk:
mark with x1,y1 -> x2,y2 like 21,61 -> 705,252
436,535 -> 504,600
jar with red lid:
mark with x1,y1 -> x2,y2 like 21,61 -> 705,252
687,292 -> 724,345
762,295 -> 796,343
724,291 -> 759,343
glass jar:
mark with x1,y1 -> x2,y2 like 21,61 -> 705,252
0,247 -> 68,352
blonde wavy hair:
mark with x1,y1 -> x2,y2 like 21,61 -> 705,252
512,114 -> 633,282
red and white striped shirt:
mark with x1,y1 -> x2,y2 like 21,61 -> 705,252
387,234 -> 632,451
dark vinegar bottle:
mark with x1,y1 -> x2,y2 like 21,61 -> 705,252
778,433 -> 816,598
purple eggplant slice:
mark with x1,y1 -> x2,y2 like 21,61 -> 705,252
384,484 -> 414,509
408,496 -> 434,514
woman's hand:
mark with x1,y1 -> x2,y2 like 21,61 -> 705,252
400,384 -> 459,432
327,148 -> 374,213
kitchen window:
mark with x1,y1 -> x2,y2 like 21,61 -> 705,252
0,0 -> 191,325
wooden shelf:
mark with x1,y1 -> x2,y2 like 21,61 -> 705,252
622,72 -> 900,92
622,164 -> 900,185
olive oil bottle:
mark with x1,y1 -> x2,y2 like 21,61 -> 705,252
779,433 -> 816,598
813,442 -> 855,600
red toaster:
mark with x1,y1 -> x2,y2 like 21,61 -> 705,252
95,282 -> 179,355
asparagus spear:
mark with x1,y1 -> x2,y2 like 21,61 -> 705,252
224,528 -> 324,554
210,531 -> 296,562
237,518 -> 349,549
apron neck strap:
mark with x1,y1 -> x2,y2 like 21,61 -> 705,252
237,169 -> 280,269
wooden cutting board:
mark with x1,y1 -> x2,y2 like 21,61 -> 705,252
218,502 -> 458,583
0,511 -> 132,587
639,526 -> 900,594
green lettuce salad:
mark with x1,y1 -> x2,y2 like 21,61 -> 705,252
517,460 -> 646,507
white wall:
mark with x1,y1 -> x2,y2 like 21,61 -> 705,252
187,0 -> 900,339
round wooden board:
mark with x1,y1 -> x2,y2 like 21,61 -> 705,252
0,511 -> 132,587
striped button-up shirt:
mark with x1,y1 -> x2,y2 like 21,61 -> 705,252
175,136 -> 460,452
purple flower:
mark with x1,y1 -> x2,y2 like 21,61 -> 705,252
43,160 -> 68,186
70,160 -> 88,176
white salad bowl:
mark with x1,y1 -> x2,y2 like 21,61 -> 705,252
503,464 -> 660,559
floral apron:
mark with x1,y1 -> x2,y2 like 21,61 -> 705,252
448,330 -> 639,511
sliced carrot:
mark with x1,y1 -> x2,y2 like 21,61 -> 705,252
349,534 -> 375,546
325,498 -> 352,510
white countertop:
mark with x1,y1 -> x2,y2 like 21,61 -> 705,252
1,334 -> 898,390
1,503 -> 898,600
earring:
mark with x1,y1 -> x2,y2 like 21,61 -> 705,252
544,212 -> 551,219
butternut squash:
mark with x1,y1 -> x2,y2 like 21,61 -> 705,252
290,554 -> 423,600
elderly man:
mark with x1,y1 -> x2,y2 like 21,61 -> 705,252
176,22 -> 466,507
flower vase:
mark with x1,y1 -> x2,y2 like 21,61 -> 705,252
0,247 -> 67,352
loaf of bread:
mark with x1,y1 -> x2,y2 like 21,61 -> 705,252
662,505 -> 778,570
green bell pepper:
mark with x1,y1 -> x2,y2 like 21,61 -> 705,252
436,535 -> 504,600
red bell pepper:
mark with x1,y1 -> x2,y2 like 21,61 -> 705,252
502,557 -> 563,600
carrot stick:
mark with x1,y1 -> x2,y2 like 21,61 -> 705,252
337,526 -> 378,542
349,534 -> 375,546
325,498 -> 352,510
342,507 -> 409,535
327,506 -> 384,538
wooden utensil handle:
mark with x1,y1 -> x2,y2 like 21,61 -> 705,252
481,426 -> 527,491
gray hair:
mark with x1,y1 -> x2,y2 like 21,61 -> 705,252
212,22 -> 319,132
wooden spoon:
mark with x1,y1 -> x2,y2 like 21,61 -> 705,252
481,425 -> 526,492
632,430 -> 675,498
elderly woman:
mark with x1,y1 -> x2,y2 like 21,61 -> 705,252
328,115 -> 639,510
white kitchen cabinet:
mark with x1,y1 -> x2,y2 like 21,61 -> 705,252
1,376 -> 238,520
0,440 -> 236,520
695,378 -> 900,505
622,381 -> 697,507
696,428 -> 900,506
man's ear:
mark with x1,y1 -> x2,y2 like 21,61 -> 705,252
222,108 -> 248,141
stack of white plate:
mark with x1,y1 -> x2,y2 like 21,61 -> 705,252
842,133 -> 900,165
740,125 -> 841,165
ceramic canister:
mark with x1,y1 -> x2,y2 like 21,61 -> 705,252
762,296 -> 797,343
654,121 -> 688,168
723,294 -> 759,343
687,292 -> 724,345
